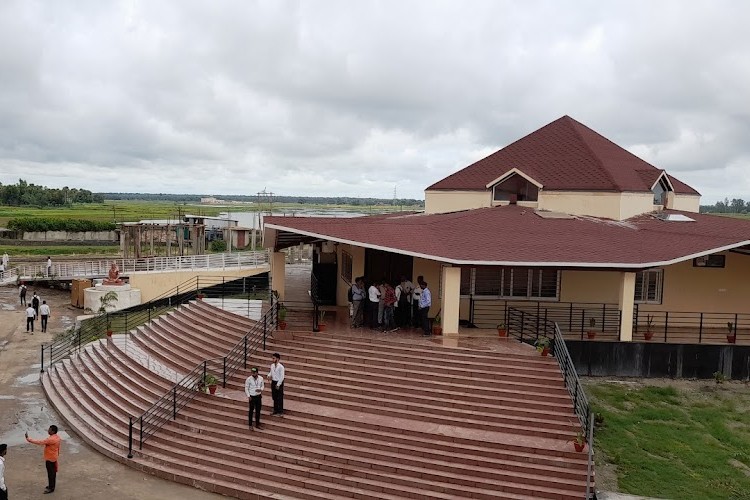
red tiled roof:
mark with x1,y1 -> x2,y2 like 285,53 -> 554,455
265,206 -> 750,267
427,116 -> 700,195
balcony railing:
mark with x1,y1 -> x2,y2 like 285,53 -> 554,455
633,305 -> 750,344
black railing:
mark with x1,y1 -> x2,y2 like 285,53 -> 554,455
311,272 -> 320,332
127,297 -> 278,458
633,305 -> 750,344
472,299 -> 621,338
40,274 -> 269,372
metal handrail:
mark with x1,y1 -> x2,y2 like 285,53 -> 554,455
311,272 -> 320,332
40,274 -> 270,372
128,297 -> 278,458
585,409 -> 595,499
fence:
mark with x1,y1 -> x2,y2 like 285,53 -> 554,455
633,306 -> 750,344
40,274 -> 270,372
18,250 -> 269,279
128,298 -> 279,457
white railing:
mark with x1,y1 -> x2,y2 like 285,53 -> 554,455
14,250 -> 270,279
0,267 -> 19,285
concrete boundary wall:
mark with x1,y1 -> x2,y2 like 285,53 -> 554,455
22,230 -> 117,242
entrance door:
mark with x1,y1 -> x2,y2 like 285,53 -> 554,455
364,249 -> 414,286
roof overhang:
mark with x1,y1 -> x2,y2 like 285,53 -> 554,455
264,221 -> 750,270
484,168 -> 544,190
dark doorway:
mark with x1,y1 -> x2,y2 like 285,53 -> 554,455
364,249 -> 414,286
312,250 -> 337,305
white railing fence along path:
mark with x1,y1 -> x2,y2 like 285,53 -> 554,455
14,250 -> 270,279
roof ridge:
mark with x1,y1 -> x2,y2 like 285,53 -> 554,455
565,116 -> 620,191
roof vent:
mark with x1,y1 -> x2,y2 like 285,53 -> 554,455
656,213 -> 695,222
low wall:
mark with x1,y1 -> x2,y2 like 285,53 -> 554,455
567,341 -> 750,380
22,230 -> 117,242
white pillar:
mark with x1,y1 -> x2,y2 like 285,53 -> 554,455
440,266 -> 461,335
272,252 -> 286,301
618,272 -> 636,341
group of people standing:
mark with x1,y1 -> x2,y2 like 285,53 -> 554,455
349,275 -> 433,336
21,286 -> 51,333
244,353 -> 285,430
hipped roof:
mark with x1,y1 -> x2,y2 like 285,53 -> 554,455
265,207 -> 750,268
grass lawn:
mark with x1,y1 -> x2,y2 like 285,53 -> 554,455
586,379 -> 750,499
0,244 -> 120,256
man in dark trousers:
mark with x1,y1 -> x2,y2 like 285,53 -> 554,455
40,300 -> 51,333
419,279 -> 432,336
0,443 -> 8,500
244,367 -> 264,430
26,304 -> 37,333
25,425 -> 61,494
31,292 -> 40,320
268,353 -> 285,416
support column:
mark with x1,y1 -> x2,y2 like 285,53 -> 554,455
618,272 -> 636,341
440,266 -> 461,335
271,251 -> 286,301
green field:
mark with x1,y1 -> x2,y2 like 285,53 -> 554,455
587,380 -> 750,499
0,244 -> 120,257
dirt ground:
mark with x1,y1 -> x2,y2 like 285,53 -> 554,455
0,284 -> 221,499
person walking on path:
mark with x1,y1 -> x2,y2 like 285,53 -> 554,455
46,257 -> 52,277
350,278 -> 365,328
245,367 -> 264,430
419,279 -> 432,336
19,283 -> 27,306
0,443 -> 8,500
268,353 -> 285,415
40,300 -> 51,333
31,292 -> 40,319
26,304 -> 37,333
25,425 -> 61,494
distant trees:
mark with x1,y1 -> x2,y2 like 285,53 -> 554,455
99,192 -> 425,206
701,198 -> 750,214
7,218 -> 116,232
0,179 -> 104,207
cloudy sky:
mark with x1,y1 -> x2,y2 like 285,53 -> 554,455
1,0 -> 748,201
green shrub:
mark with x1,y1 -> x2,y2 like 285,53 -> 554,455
210,240 -> 227,252
7,217 -> 116,232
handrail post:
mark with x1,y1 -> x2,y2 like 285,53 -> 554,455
172,387 -> 177,419
244,336 -> 248,369
223,357 -> 227,388
699,312 -> 703,343
664,311 -> 669,342
139,416 -> 143,450
580,309 -> 585,340
203,360 -> 207,382
40,346 -> 45,373
263,316 -> 267,351
519,311 -> 525,341
127,416 -> 134,458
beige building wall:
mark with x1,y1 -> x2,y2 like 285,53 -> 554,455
559,270 -> 622,303
424,190 -> 492,214
538,191 -> 654,220
413,257 -> 443,316
669,194 -> 701,213
128,266 -> 270,302
441,266 -> 461,334
335,243 -> 366,306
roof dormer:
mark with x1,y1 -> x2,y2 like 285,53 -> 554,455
652,171 -> 674,206
486,168 -> 542,204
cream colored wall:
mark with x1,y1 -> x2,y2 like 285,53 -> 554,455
559,270 -> 622,303
538,191 -> 654,220
638,252 -> 750,314
424,190 -> 492,214
128,265 -> 270,302
441,266 -> 461,334
413,257 -> 443,315
336,243 -> 366,306
670,194 -> 701,213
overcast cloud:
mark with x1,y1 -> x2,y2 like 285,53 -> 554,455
0,0 -> 748,202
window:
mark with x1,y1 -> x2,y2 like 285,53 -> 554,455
634,270 -> 662,304
341,250 -> 353,284
693,254 -> 725,268
464,267 -> 559,299
652,176 -> 672,205
492,174 -> 539,202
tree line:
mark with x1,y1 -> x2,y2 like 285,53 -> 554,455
0,179 -> 104,206
700,199 -> 750,214
7,218 -> 116,232
98,192 -> 424,206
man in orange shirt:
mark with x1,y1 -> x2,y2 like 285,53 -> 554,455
25,425 -> 61,494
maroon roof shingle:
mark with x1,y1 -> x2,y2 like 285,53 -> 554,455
265,206 -> 750,267
427,116 -> 700,195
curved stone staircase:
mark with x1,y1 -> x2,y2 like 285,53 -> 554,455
42,301 -> 594,499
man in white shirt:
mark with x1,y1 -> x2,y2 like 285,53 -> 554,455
419,278 -> 432,336
46,257 -> 52,277
368,280 -> 381,329
412,276 -> 423,328
0,443 -> 8,500
350,278 -> 366,328
1,252 -> 8,268
26,305 -> 37,333
244,367 -> 264,430
40,300 -> 51,333
267,353 -> 285,416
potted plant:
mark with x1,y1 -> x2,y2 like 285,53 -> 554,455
644,314 -> 654,341
587,317 -> 597,340
572,431 -> 586,452
432,315 -> 443,336
196,290 -> 206,300
497,322 -> 507,337
98,291 -> 119,337
535,337 -> 551,357
277,304 -> 288,330
727,321 -> 736,344
203,373 -> 219,394
317,310 -> 327,332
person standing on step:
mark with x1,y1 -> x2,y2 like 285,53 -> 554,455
25,425 -> 61,495
0,443 -> 8,500
40,300 -> 51,333
382,282 -> 397,332
31,292 -> 40,320
26,303 -> 37,333
350,277 -> 365,328
419,279 -> 432,336
368,279 -> 381,329
245,367 -> 264,430
412,276 -> 423,328
19,282 -> 27,306
268,353 -> 285,415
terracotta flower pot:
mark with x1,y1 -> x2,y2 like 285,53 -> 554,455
432,326 -> 443,336
541,347 -> 550,357
644,331 -> 654,341
208,384 -> 218,395
197,294 -> 205,300
574,442 -> 585,452
278,321 -> 287,331
106,330 -> 113,337
498,328 -> 507,338
727,335 -> 736,344
587,331 -> 596,340
318,323 -> 327,332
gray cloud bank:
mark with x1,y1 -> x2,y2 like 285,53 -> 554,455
0,0 -> 748,202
